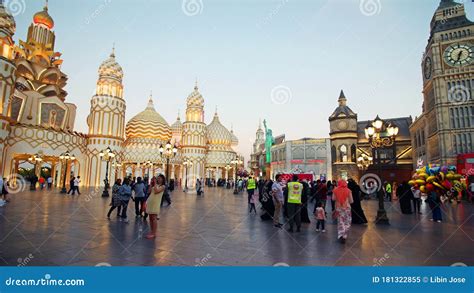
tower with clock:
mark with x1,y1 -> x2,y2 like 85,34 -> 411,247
328,90 -> 359,181
411,0 -> 474,166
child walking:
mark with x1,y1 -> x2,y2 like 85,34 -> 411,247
314,202 -> 326,232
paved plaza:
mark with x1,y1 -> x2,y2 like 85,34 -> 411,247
0,187 -> 473,266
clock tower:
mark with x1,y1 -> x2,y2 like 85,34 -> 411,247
411,0 -> 474,166
329,90 -> 359,181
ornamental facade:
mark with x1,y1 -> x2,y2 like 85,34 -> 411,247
0,2 -> 240,189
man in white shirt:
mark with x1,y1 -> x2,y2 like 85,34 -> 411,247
72,176 -> 81,195
411,186 -> 422,214
47,176 -> 53,189
271,174 -> 284,228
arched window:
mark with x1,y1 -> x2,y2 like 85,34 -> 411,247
339,145 -> 348,162
351,144 -> 357,162
331,145 -> 336,164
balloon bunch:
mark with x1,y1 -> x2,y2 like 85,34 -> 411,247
408,165 -> 466,196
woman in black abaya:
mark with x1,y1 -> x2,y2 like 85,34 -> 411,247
397,181 -> 413,214
260,180 -> 275,221
348,179 -> 368,224
300,180 -> 311,223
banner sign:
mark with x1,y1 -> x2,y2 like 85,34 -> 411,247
0,267 -> 471,292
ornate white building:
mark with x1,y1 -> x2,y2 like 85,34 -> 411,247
0,2 -> 240,189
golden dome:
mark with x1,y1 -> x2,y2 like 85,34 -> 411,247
125,95 -> 171,140
0,1 -> 16,35
206,111 -> 231,146
171,115 -> 183,134
33,6 -> 54,29
186,83 -> 204,108
98,49 -> 123,82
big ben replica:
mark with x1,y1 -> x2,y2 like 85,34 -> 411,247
411,0 -> 474,166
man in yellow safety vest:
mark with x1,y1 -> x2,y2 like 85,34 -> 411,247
286,174 -> 303,232
247,176 -> 257,208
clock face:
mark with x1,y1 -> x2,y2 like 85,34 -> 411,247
444,44 -> 474,67
423,56 -> 432,79
337,120 -> 348,131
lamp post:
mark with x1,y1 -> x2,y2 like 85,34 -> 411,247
59,151 -> 75,193
231,156 -> 243,194
183,159 -> 192,192
112,161 -> 122,182
159,141 -> 177,184
99,146 -> 115,197
225,165 -> 231,189
28,153 -> 43,190
365,115 -> 399,225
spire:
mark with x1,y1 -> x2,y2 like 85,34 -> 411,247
110,43 -> 115,58
45,0 -> 49,11
147,91 -> 155,109
258,118 -> 262,130
194,78 -> 199,91
231,123 -> 234,133
338,90 -> 347,106
177,109 -> 181,120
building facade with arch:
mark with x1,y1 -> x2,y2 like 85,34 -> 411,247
0,2 -> 241,189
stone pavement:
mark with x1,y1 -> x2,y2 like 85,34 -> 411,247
0,186 -> 473,266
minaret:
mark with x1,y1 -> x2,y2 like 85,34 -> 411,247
171,110 -> 183,146
181,81 -> 207,190
85,47 -> 126,186
0,0 -> 16,174
27,0 -> 55,49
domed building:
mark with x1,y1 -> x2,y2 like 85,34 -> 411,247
205,111 -> 235,181
170,113 -> 183,146
0,1 -> 240,190
122,94 -> 175,171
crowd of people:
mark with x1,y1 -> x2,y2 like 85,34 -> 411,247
106,175 -> 173,239
252,175 -> 368,244
247,173 -> 474,244
2,168 -> 473,244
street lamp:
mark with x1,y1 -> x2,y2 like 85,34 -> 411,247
99,146 -> 115,197
112,161 -> 122,182
159,140 -> 177,184
28,153 -> 43,190
183,159 -> 193,192
225,165 -> 231,189
231,156 -> 243,194
365,116 -> 399,225
59,151 -> 75,193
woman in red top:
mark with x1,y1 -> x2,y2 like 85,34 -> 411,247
332,179 -> 354,244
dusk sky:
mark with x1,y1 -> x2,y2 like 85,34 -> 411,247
9,0 -> 472,162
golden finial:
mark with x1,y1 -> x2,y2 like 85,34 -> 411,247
110,42 -> 115,57
45,0 -> 48,11
147,90 -> 154,109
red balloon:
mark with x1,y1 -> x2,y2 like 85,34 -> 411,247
426,183 -> 434,192
442,180 -> 451,189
